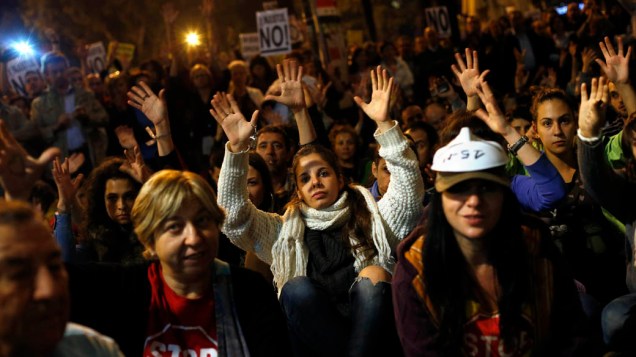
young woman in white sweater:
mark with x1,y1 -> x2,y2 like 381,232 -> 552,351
213,61 -> 424,356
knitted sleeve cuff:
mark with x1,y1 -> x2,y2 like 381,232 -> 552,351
374,121 -> 406,149
222,141 -> 250,177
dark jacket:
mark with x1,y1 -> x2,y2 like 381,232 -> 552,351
67,261 -> 291,357
392,216 -> 585,356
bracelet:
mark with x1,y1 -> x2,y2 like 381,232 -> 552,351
577,129 -> 601,143
507,135 -> 529,155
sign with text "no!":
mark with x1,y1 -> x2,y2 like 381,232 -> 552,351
425,6 -> 452,38
256,8 -> 291,57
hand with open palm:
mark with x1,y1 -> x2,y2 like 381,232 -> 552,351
597,36 -> 631,85
210,92 -> 258,152
127,82 -> 169,127
264,60 -> 306,113
353,66 -> 394,132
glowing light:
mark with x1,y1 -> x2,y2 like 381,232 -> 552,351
12,41 -> 34,56
185,32 -> 201,47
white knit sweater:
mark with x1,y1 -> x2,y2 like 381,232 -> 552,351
217,122 -> 424,289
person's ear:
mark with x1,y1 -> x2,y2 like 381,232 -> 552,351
371,162 -> 378,179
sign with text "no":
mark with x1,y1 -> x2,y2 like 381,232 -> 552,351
425,6 -> 452,38
256,8 -> 291,57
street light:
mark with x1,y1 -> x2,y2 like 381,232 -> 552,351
185,31 -> 201,47
11,41 -> 35,56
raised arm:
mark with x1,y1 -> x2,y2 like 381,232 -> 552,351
475,80 -> 567,212
451,48 -> 489,111
354,66 -> 394,133
474,80 -> 541,166
264,60 -> 317,145
577,76 -> 635,221
0,121 -> 59,201
211,93 -> 282,263
596,36 -> 636,117
356,67 -> 424,243
52,157 -> 84,261
127,82 -> 174,157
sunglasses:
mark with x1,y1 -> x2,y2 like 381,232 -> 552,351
446,180 -> 502,195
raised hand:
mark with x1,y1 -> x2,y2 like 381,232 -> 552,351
305,74 -> 332,109
67,152 -> 85,175
597,36 -> 632,84
210,92 -> 258,152
353,66 -> 394,131
127,82 -> 168,127
52,157 -> 84,213
0,121 -> 60,201
264,60 -> 306,113
120,145 -> 153,183
451,48 -> 489,97
474,80 -> 508,135
581,47 -> 598,73
114,125 -> 138,150
579,77 -> 609,138
161,2 -> 179,25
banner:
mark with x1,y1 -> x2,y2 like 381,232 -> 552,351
86,42 -> 106,73
240,33 -> 260,59
256,8 -> 291,56
6,56 -> 39,97
425,6 -> 452,38
107,42 -> 135,69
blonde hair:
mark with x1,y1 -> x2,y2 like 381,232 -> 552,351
131,170 -> 225,259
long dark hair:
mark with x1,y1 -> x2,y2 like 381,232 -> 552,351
80,157 -> 141,242
422,188 -> 530,353
248,153 -> 275,212
288,144 -> 377,261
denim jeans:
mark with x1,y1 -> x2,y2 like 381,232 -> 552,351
280,276 -> 400,357
601,293 -> 636,351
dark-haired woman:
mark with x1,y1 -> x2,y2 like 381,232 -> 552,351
393,126 -> 584,356
54,156 -> 144,265
215,61 -> 424,356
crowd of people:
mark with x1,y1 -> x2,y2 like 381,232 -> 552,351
1,1 -> 636,356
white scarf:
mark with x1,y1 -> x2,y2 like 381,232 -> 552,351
271,186 -> 394,291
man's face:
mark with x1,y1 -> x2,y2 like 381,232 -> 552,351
24,72 -> 45,96
256,132 -> 289,174
609,82 -> 627,117
44,61 -> 69,91
0,220 -> 68,356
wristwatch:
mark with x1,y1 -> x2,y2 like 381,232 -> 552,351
507,135 -> 529,155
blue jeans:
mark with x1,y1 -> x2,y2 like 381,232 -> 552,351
602,293 -> 636,351
280,276 -> 400,357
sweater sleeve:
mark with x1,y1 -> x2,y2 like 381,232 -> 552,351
510,153 -> 567,212
376,122 -> 425,246
217,143 -> 283,265
578,137 -> 636,223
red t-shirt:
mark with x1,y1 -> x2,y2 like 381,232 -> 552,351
144,262 -> 218,357
461,301 -> 534,357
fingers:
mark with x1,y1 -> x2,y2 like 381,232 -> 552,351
138,82 -> 156,98
37,147 -> 61,167
595,58 -> 607,73
465,48 -> 472,69
473,50 -> 479,71
451,64 -> 461,80
227,93 -> 240,114
605,36 -> 616,57
478,69 -> 490,82
626,46 -> 632,61
454,52 -> 466,72
601,78 -> 609,104
249,110 -> 260,128
617,36 -> 624,57
72,173 -> 84,189
589,77 -> 598,101
581,82 -> 589,102
599,40 -> 610,60
276,63 -> 285,83
376,65 -> 385,90
353,96 -> 367,110
370,67 -> 378,92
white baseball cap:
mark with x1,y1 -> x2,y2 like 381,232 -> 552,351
432,127 -> 509,192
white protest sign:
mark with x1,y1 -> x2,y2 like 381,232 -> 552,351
240,33 -> 261,59
86,42 -> 106,73
425,6 -> 452,38
256,8 -> 291,57
6,56 -> 40,97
